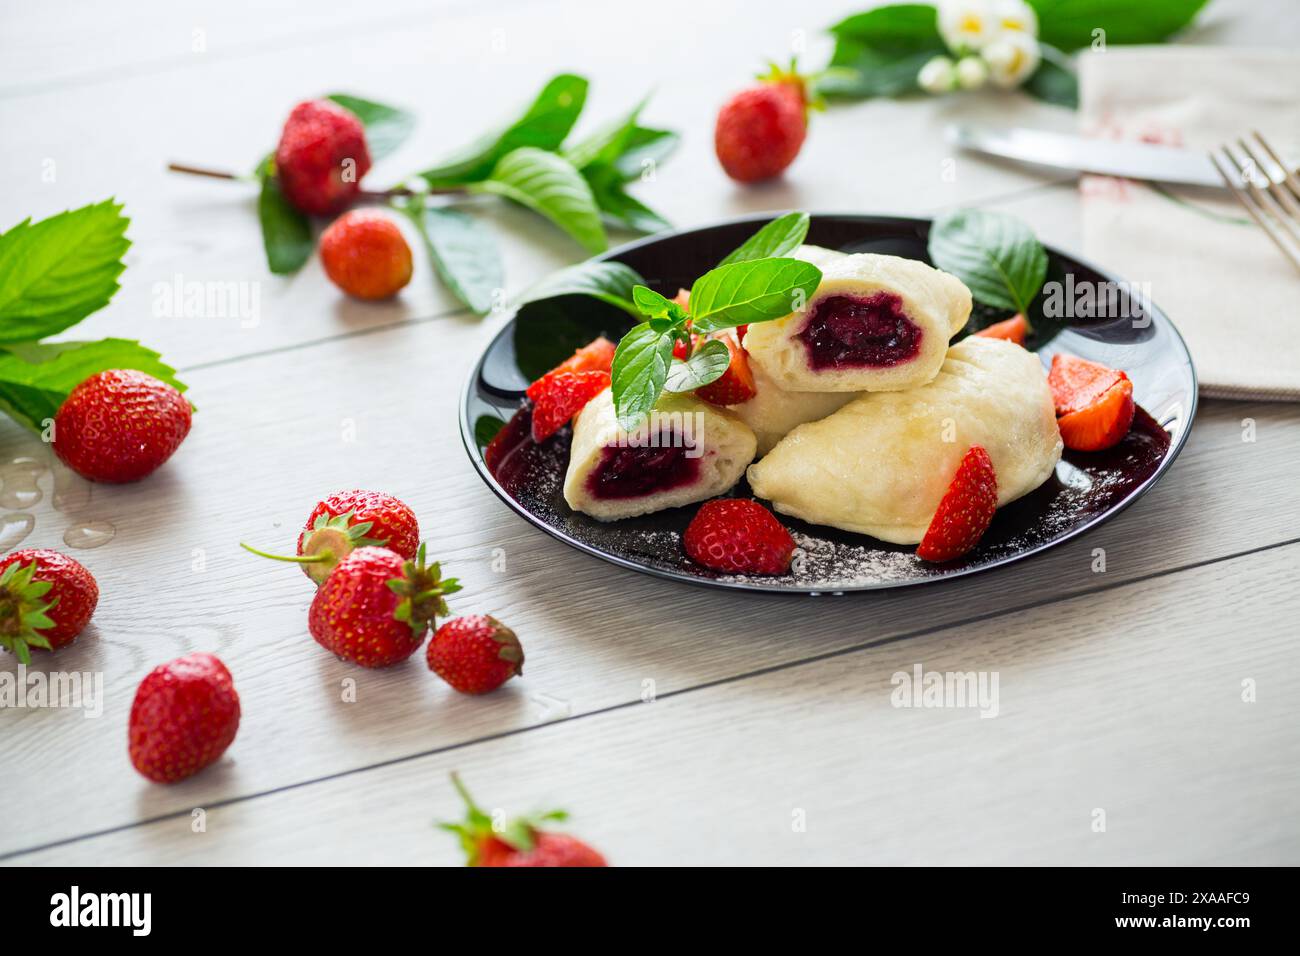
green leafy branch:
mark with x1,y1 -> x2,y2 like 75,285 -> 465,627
170,76 -> 679,318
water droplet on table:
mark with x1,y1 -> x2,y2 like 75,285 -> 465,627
0,457 -> 47,509
51,460 -> 93,513
63,520 -> 116,550
0,513 -> 35,550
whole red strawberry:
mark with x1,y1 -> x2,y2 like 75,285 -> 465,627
54,369 -> 191,483
715,63 -> 812,183
308,544 -> 459,668
319,210 -> 413,300
916,445 -> 998,562
292,490 -> 419,585
427,615 -> 523,694
441,773 -> 608,867
0,549 -> 99,663
274,99 -> 372,216
530,369 -> 610,442
128,652 -> 240,784
683,498 -> 796,575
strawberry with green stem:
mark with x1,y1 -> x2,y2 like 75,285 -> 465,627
0,550 -> 99,664
308,543 -> 459,667
439,773 -> 607,867
241,489 -> 418,585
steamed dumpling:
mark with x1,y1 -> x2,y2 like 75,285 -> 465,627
728,363 -> 857,456
746,337 -> 1062,544
564,389 -> 757,521
744,253 -> 971,393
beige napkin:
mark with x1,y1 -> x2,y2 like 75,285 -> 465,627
1079,47 -> 1300,401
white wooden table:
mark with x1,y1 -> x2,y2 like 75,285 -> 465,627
2,0 -> 1297,866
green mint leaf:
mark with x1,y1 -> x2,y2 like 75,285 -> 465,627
0,200 -> 130,343
256,156 -> 313,274
326,94 -> 416,160
0,338 -> 187,433
689,258 -> 823,333
718,212 -> 810,266
517,260 -> 643,315
474,415 -> 505,448
1022,45 -> 1079,108
631,285 -> 688,325
612,126 -> 680,182
611,321 -> 673,429
400,199 -> 503,315
664,338 -> 731,392
927,209 -> 1047,315
564,96 -> 647,171
419,74 -> 588,187
1032,0 -> 1208,52
475,147 -> 607,253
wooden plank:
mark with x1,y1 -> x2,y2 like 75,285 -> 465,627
13,544 -> 1297,865
1,306 -> 1296,855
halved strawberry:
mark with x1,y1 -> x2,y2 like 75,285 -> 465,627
1048,353 -> 1128,417
916,445 -> 998,563
526,337 -> 616,401
974,313 -> 1028,346
671,288 -> 691,309
695,335 -> 757,406
1057,377 -> 1135,451
530,370 -> 610,442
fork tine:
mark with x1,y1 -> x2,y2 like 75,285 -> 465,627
1250,130 -> 1300,205
1223,142 -> 1300,246
1209,146 -> 1300,274
1236,136 -> 1300,228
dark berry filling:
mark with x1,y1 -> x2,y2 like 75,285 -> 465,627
796,292 -> 922,369
586,444 -> 700,500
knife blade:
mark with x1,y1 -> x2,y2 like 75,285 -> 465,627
947,124 -> 1225,188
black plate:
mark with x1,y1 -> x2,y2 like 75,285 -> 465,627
459,213 -> 1197,594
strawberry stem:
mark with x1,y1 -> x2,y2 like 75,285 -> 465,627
239,542 -> 331,564
167,162 -> 466,199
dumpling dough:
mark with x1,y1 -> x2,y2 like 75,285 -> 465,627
747,337 -> 1062,544
744,253 -> 972,393
564,388 -> 757,521
728,363 -> 857,456
791,244 -> 848,270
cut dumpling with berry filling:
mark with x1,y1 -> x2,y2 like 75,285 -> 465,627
743,252 -> 972,393
747,337 -> 1061,544
564,388 -> 757,521
728,363 -> 858,456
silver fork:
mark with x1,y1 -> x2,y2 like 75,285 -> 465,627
1208,131 -> 1300,273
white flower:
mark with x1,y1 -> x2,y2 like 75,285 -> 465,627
955,56 -> 990,89
982,31 -> 1041,88
918,55 -> 958,94
991,0 -> 1038,39
938,0 -> 998,52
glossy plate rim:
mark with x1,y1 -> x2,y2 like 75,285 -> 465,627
458,211 -> 1199,597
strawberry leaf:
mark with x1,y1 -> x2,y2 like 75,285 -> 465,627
255,156 -> 314,275
325,94 -> 415,161
474,147 -> 607,253
400,198 -> 504,315
0,339 -> 188,433
419,74 -> 588,187
0,200 -> 130,343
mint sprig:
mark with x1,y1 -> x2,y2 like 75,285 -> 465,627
0,202 -> 187,436
608,213 -> 824,428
